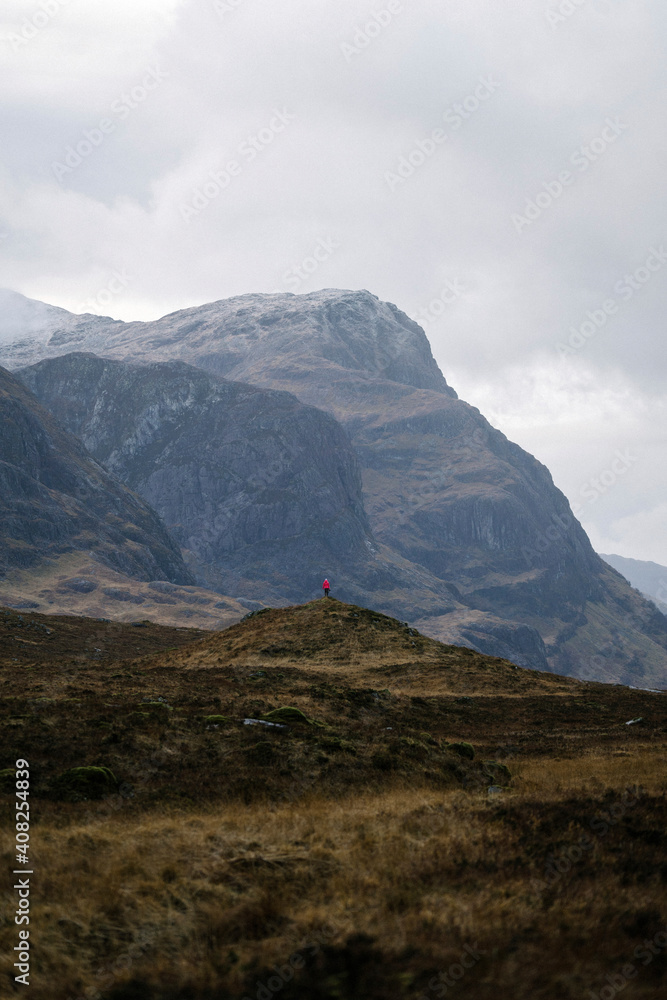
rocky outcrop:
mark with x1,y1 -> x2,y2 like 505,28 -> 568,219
5,288 -> 667,685
414,609 -> 550,671
0,365 -> 192,584
18,353 -> 454,614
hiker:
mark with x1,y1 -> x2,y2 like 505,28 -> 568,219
322,578 -> 330,598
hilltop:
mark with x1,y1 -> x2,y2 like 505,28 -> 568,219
1,598 -> 663,806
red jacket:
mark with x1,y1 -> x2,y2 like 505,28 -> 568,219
323,579 -> 330,589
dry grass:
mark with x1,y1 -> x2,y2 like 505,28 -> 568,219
1,599 -> 666,998
0,552 -> 246,630
1,759 -> 666,999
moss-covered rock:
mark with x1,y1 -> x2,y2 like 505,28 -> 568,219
398,736 -> 430,759
262,706 -> 323,727
448,741 -> 475,760
204,715 -> 232,726
483,760 -> 512,786
55,766 -> 118,801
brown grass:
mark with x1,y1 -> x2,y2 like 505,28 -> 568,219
1,763 -> 666,999
1,599 -> 666,998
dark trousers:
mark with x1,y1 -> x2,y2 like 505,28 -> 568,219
324,588 -> 329,597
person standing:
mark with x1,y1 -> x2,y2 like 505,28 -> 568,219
322,578 -> 330,597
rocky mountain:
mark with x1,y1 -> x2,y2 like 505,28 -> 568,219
3,287 -> 667,686
19,352 -> 455,615
601,554 -> 667,615
0,364 -> 191,585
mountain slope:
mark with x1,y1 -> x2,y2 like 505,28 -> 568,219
3,288 -> 667,686
601,553 -> 667,614
17,352 -> 463,621
0,364 -> 192,585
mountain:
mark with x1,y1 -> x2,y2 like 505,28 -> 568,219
0,287 -> 120,357
601,553 -> 667,614
17,352 -> 447,612
3,287 -> 667,686
17,352 -> 556,669
0,364 -> 192,585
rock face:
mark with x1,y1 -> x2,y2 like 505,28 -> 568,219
5,288 -> 667,685
0,365 -> 192,584
17,353 -> 449,612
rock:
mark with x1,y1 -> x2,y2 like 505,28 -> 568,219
17,354 -> 375,606
448,741 -> 475,760
0,365 -> 193,585
483,760 -> 512,785
262,706 -> 317,726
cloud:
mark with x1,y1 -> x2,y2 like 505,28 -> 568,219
0,0 -> 664,562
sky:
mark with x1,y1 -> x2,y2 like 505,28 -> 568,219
1,0 -> 666,564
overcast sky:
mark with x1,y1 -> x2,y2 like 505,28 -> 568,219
1,0 -> 665,564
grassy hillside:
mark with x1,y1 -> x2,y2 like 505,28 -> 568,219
0,598 -> 665,999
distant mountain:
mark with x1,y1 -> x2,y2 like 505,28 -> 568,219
4,287 -> 667,687
601,554 -> 667,614
0,364 -> 192,585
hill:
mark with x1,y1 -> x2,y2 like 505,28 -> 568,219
1,597 -> 663,805
0,598 -> 665,999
